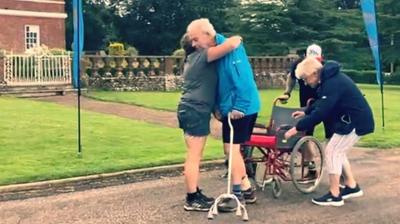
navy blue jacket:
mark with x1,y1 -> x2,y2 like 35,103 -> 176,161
296,61 -> 374,137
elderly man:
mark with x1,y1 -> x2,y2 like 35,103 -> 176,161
284,57 -> 374,206
186,18 -> 260,212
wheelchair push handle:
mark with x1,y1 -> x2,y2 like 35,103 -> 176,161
277,124 -> 293,131
275,97 -> 315,107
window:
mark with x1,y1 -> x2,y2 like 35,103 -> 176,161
25,25 -> 40,50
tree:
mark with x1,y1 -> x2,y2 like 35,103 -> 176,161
231,0 -> 370,69
65,0 -> 120,51
335,0 -> 360,9
376,0 -> 400,73
116,0 -> 238,55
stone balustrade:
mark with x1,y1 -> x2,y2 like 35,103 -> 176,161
82,55 -> 297,91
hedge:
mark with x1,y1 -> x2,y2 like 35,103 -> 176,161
342,69 -> 400,85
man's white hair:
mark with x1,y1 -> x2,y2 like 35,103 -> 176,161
295,57 -> 323,79
187,18 -> 216,36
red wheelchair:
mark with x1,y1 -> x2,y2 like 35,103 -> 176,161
241,98 -> 324,198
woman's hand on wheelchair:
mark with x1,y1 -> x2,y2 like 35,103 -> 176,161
284,127 -> 298,139
292,111 -> 305,119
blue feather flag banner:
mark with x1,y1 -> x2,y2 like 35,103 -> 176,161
72,0 -> 84,88
361,0 -> 383,85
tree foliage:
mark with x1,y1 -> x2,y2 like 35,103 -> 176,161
65,0 -> 399,71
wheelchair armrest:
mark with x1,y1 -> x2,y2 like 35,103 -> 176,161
253,123 -> 270,135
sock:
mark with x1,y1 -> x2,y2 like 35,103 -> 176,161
233,184 -> 241,197
187,191 -> 197,201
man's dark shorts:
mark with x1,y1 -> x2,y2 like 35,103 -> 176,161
222,113 -> 257,144
177,104 -> 210,137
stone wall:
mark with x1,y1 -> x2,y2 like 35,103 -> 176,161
84,55 -> 297,91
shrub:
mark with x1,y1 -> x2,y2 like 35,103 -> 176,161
49,48 -> 68,55
0,48 -> 6,57
342,69 -> 376,84
125,46 -> 139,56
343,69 -> 400,85
108,42 -> 125,55
385,72 -> 400,84
172,48 -> 185,57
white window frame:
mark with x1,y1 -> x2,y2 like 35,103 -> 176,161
25,25 -> 40,50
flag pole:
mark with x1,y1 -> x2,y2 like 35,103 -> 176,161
77,0 -> 82,156
374,1 -> 385,128
73,0 -> 84,156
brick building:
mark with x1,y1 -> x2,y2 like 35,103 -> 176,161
0,0 -> 67,53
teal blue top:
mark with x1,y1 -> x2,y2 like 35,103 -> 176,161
215,33 -> 260,116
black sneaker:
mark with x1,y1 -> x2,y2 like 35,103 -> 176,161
217,194 -> 245,212
298,170 -> 318,184
242,187 -> 257,204
340,184 -> 364,200
184,195 -> 212,212
196,189 -> 215,205
311,192 -> 344,207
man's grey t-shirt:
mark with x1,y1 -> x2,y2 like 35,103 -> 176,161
180,49 -> 217,113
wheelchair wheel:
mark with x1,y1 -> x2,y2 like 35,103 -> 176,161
271,177 -> 282,198
290,136 -> 324,194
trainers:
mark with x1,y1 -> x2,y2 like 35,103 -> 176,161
340,184 -> 364,200
298,170 -> 318,184
184,194 -> 212,212
311,192 -> 344,207
196,189 -> 215,205
217,194 -> 245,212
242,187 -> 257,204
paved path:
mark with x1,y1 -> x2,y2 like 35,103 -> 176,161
1,148 -> 399,224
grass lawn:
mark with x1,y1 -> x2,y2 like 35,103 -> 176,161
1,84 -> 398,185
87,84 -> 400,148
0,97 -> 222,186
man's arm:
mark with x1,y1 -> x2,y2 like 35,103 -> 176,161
207,36 -> 241,62
284,73 -> 296,95
278,73 -> 296,101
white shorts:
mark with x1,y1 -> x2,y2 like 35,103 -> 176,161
325,129 -> 360,175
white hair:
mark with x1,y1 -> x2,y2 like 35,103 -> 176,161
295,57 -> 323,79
186,18 -> 216,36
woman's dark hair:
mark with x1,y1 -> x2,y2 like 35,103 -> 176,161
180,33 -> 196,58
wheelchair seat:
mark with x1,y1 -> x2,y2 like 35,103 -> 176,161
244,134 -> 276,148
